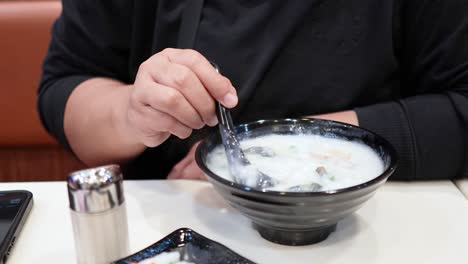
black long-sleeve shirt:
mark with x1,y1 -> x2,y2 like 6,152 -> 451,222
38,0 -> 468,180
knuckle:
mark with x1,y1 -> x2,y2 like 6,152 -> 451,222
180,129 -> 193,139
173,67 -> 192,88
184,49 -> 203,65
142,136 -> 164,148
140,125 -> 156,137
163,118 -> 177,132
200,100 -> 215,120
164,90 -> 183,108
194,120 -> 205,129
130,85 -> 146,100
208,96 -> 217,109
141,129 -> 169,147
200,103 -> 216,121
138,61 -> 151,73
142,138 -> 159,148
161,47 -> 176,55
130,92 -> 149,112
206,102 -> 216,118
166,120 -> 192,139
210,77 -> 232,99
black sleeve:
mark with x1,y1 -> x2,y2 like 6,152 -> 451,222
37,0 -> 133,149
355,0 -> 468,180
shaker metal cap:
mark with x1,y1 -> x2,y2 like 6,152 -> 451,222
67,164 -> 125,213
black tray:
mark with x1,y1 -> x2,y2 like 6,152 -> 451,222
114,228 -> 255,264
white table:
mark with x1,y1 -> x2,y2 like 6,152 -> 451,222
1,180 -> 467,264
455,179 -> 468,199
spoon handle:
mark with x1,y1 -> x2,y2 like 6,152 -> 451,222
211,62 -> 237,136
210,62 -> 277,189
210,62 -> 250,168
215,102 -> 236,131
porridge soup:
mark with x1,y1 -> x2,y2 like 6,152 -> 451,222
206,134 -> 385,192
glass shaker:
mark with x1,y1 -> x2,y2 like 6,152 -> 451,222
67,165 -> 130,264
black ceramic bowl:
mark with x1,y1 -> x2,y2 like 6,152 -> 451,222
196,118 -> 397,246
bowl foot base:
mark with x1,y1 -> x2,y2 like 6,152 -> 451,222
254,223 -> 337,246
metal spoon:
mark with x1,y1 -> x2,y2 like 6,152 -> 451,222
211,63 -> 276,189
243,146 -> 276,158
215,102 -> 277,189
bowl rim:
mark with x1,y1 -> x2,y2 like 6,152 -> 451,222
195,118 -> 398,197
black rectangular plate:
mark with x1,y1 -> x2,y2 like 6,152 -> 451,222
114,228 -> 256,264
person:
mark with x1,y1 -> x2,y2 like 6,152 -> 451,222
38,0 -> 468,181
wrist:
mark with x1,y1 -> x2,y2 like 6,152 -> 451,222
111,85 -> 147,151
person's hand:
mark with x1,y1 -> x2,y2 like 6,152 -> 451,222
167,142 -> 206,180
124,48 -> 238,148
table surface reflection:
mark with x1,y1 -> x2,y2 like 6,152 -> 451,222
0,180 -> 466,264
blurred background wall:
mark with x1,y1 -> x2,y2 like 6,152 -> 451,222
0,0 -> 85,182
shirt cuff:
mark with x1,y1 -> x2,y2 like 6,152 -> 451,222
38,75 -> 93,151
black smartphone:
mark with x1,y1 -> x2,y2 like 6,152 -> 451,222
0,190 -> 33,264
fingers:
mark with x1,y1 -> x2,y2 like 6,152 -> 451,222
137,79 -> 205,129
167,144 -> 196,179
143,108 -> 192,140
127,105 -> 192,146
168,159 -> 206,180
167,142 -> 204,180
140,59 -> 218,126
182,161 -> 206,180
159,48 -> 238,108
129,48 -> 238,148
167,156 -> 191,179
